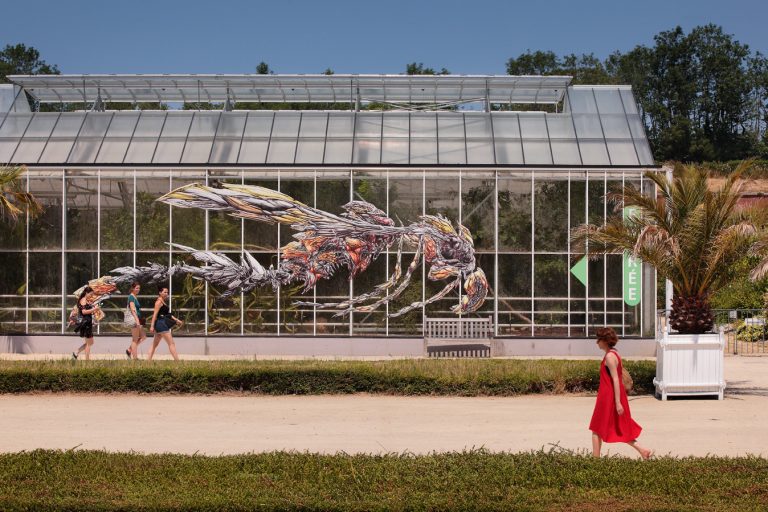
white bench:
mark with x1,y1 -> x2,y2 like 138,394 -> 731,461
424,316 -> 495,357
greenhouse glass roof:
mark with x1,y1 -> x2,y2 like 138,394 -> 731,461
0,80 -> 654,167
8,74 -> 571,105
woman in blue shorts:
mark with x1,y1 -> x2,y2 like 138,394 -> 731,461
148,286 -> 182,361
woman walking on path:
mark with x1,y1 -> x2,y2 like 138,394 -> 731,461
125,282 -> 147,359
147,286 -> 182,361
589,327 -> 653,459
72,286 -> 99,361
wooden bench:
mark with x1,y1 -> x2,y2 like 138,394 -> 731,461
424,316 -> 495,357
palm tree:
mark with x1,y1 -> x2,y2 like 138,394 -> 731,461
0,165 -> 41,224
572,162 -> 759,334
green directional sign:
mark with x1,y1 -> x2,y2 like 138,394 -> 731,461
570,256 -> 588,287
622,206 -> 642,306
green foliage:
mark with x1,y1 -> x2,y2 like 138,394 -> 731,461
734,320 -> 767,343
0,359 -> 655,395
0,43 -> 59,83
711,256 -> 768,310
405,62 -> 450,75
0,449 -> 766,511
507,25 -> 768,163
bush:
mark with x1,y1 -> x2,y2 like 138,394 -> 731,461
735,320 -> 768,343
0,359 -> 656,395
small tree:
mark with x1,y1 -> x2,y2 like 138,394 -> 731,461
0,166 -> 41,224
572,162 -> 759,334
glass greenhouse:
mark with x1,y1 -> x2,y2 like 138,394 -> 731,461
0,74 -> 657,338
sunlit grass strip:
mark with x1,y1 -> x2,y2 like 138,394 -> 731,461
0,449 -> 765,511
0,359 -> 655,395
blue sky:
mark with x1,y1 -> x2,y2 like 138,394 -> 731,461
2,0 -> 766,75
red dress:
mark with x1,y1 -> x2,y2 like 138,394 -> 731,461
589,349 -> 642,442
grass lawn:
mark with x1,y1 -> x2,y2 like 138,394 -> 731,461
0,359 -> 655,395
0,449 -> 764,511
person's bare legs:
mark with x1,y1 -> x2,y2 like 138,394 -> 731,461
626,440 -> 653,459
163,332 -> 180,361
83,338 -> 94,360
129,327 -> 147,359
591,433 -> 602,458
147,334 -> 162,361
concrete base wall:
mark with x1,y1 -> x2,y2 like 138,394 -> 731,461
1,335 -> 657,358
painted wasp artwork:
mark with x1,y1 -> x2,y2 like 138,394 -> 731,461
97,183 -> 488,318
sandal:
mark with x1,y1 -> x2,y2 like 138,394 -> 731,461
72,352 -> 78,360
125,349 -> 132,359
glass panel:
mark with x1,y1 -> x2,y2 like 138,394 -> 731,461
551,140 -> 582,165
438,139 -> 466,164
354,113 -> 382,138
299,113 -> 328,137
352,138 -> 380,164
78,113 -> 113,137
498,173 -> 531,251
238,139 -> 269,164
634,138 -> 654,165
578,140 -> 610,165
437,113 -> 464,137
410,139 -> 437,164
210,139 -> 241,164
243,112 -> 274,137
323,139 -> 352,164
534,255 -> 568,297
546,116 -> 576,138
626,114 -> 646,139
171,254 -> 205,335
96,112 -> 139,163
518,114 -> 548,138
12,139 -> 47,163
242,253 -> 277,335
521,140 -> 552,165
266,139 -> 297,164
171,174 -> 206,248
136,175 -> 170,251
491,114 -> 520,138
573,114 -> 604,139
100,174 -> 134,250
243,172 -> 278,252
28,252 -> 60,295
187,112 -> 220,137
66,252 -> 98,295
461,172 -> 496,251
154,113 -> 193,164
124,113 -> 166,163
600,114 -> 632,139
534,178 -> 568,251
620,89 -> 639,114
593,88 -> 624,114
382,114 -> 409,137
381,138 -> 408,164
208,175 -> 242,249
180,138 -> 214,163
0,140 -> 20,162
22,113 -> 59,137
606,140 -> 639,165
294,139 -> 325,163
326,113 -> 354,138
464,114 -> 492,138
0,113 -> 33,137
65,176 -> 98,250
216,112 -> 247,137
270,112 -> 301,137
39,139 -> 77,163
410,113 -> 436,138
495,139 -> 523,164
466,140 -> 494,164
567,88 -> 597,113
29,176 -> 62,249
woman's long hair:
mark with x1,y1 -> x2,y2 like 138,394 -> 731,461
78,286 -> 93,301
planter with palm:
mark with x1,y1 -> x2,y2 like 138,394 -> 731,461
572,162 -> 760,335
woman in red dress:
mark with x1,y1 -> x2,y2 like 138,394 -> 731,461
589,327 -> 652,459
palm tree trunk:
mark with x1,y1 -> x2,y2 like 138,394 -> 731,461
669,294 -> 715,334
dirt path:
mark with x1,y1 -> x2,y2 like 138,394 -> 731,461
1,356 -> 765,457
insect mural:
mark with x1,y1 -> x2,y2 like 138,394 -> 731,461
107,183 -> 488,318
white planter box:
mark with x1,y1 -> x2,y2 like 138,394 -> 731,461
653,330 -> 725,400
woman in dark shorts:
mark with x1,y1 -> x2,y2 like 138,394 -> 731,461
148,286 -> 182,361
72,286 -> 99,360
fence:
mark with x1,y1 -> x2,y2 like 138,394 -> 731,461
657,309 -> 767,355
